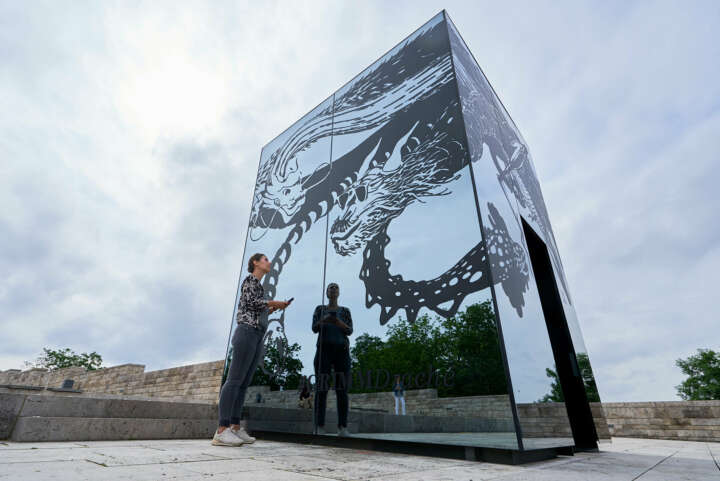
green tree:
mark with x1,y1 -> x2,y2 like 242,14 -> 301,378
349,300 -> 508,397
675,349 -> 720,400
349,333 -> 387,390
250,339 -> 304,391
350,333 -> 386,368
26,348 -> 103,371
539,367 -> 565,403
350,314 -> 441,393
434,300 -> 507,397
539,353 -> 600,402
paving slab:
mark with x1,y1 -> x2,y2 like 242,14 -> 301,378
378,463 -> 518,481
80,445 -> 225,466
177,458 -> 294,476
1,437 -> 719,480
175,469 -> 350,480
0,460 -> 107,481
82,462 -> 210,481
0,447 -> 99,464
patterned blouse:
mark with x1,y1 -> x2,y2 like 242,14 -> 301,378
236,274 -> 269,330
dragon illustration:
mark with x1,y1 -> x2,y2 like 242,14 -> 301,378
249,18 -> 534,339
448,21 -> 573,304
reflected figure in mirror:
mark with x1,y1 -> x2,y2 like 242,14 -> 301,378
393,374 -> 406,415
298,378 -> 313,409
312,282 -> 353,437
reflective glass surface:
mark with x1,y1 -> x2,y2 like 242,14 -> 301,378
223,96 -> 334,398
324,11 -> 516,445
223,12 -> 600,452
447,14 -> 602,446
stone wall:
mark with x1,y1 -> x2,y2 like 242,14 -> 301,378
246,387 -> 448,413
0,361 -> 224,402
5,361 -> 717,442
241,387 -> 611,439
602,401 -> 720,442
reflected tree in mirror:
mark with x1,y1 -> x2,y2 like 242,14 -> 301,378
435,300 -> 508,397
349,300 -> 507,397
538,353 -> 600,403
251,339 -> 304,391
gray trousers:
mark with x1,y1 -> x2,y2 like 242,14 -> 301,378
218,322 -> 265,427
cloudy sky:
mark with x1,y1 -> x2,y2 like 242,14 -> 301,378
1,1 -> 718,403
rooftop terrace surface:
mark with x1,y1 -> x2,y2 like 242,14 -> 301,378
1,437 -> 718,480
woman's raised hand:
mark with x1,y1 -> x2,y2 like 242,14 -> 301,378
268,300 -> 290,310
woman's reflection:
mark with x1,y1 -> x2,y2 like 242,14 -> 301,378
312,282 -> 353,437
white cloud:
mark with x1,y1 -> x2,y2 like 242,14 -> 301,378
1,0 -> 718,403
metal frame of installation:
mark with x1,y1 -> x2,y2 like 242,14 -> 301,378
223,10 -> 606,464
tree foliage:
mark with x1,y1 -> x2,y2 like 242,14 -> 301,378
250,338 -> 304,391
675,349 -> 720,400
539,352 -> 600,402
435,301 -> 508,397
350,300 -> 507,397
27,348 -> 103,371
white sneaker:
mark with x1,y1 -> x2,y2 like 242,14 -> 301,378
212,428 -> 244,446
316,425 -> 326,435
337,427 -> 351,437
231,427 -> 255,444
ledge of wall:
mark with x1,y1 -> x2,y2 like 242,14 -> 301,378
0,361 -> 224,403
5,361 -> 716,442
602,401 -> 720,442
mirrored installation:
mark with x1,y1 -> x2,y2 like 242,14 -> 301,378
223,10 -> 607,462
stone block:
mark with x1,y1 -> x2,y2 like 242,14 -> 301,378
383,414 -> 413,433
0,392 -> 26,439
10,416 -> 217,442
355,412 -> 385,432
17,394 -> 217,420
246,406 -> 313,422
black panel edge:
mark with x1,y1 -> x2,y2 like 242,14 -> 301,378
252,430 -> 570,465
442,10 -> 526,452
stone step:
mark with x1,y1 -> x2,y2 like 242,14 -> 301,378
4,391 -> 216,420
2,391 -> 515,443
244,405 -> 313,422
243,405 -> 515,433
247,419 -> 359,435
10,417 -> 217,442
244,405 -> 364,425
2,391 -> 221,442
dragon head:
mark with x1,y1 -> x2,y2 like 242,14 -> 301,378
330,120 -> 465,256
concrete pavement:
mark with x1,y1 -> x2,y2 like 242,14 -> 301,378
1,437 -> 718,480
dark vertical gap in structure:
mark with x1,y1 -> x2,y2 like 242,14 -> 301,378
442,10 -> 524,451
314,93 -> 336,434
520,217 -> 598,450
220,149 -> 266,391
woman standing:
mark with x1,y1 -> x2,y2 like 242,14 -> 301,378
212,253 -> 291,446
393,375 -> 406,415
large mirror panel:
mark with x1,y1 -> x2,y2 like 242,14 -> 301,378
316,13 -> 518,449
222,96 -> 335,433
448,17 -> 575,449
